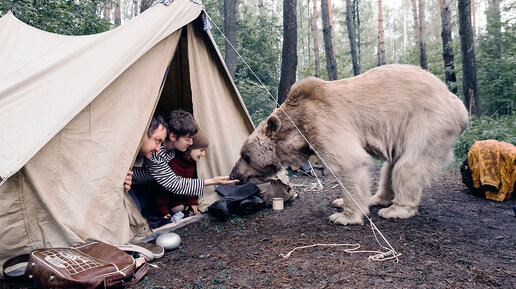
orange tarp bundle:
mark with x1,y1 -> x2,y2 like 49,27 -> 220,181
468,140 -> 516,201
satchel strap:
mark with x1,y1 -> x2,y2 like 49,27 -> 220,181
104,262 -> 149,287
125,262 -> 149,286
2,254 -> 29,279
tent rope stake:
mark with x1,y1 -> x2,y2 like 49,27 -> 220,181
206,12 -> 400,262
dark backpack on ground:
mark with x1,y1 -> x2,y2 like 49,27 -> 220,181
460,157 -> 486,198
208,183 -> 265,221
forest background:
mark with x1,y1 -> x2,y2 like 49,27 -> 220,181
1,0 -> 514,163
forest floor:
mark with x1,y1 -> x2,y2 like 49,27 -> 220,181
2,169 -> 515,289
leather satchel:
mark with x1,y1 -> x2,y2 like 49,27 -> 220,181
22,242 -> 148,289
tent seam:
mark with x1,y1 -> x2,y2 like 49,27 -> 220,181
18,173 -> 36,252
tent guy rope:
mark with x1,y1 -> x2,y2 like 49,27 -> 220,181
205,12 -> 401,262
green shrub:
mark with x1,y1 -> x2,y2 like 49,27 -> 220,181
454,114 -> 516,163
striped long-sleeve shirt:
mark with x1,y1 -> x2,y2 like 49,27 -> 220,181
132,145 -> 205,196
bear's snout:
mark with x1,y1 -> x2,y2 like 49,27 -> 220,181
229,160 -> 251,184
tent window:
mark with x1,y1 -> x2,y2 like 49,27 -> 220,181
154,27 -> 193,117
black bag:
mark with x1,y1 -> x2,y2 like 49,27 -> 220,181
460,157 -> 485,198
208,183 -> 264,221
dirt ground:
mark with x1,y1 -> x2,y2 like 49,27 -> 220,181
2,169 -> 515,289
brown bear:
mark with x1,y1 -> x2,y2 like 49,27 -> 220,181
230,64 -> 469,225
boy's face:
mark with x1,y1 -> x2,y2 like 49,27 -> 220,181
189,148 -> 206,162
139,124 -> 167,158
171,133 -> 193,152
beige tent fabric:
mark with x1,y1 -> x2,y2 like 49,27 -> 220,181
0,30 -> 182,267
0,1 -> 203,180
0,0 -> 254,267
187,23 -> 254,211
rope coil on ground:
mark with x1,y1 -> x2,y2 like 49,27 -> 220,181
280,243 -> 401,262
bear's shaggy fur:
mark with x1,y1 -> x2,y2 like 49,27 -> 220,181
230,64 -> 469,225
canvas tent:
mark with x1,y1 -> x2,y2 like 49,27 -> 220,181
0,0 -> 254,267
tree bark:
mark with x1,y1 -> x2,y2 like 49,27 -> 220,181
114,0 -> 121,26
377,0 -> 385,66
346,0 -> 359,75
355,0 -> 361,69
328,0 -> 335,53
140,0 -> 153,13
307,0 -> 311,62
458,0 -> 479,116
299,1 -> 305,65
224,0 -> 238,79
411,0 -> 419,40
321,0 -> 338,80
104,2 -> 111,22
440,0 -> 457,94
133,0 -> 139,17
313,0 -> 320,78
418,0 -> 427,69
471,0 -> 476,37
277,0 -> 298,105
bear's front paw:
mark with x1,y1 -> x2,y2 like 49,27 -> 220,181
331,198 -> 344,208
378,205 -> 417,219
328,212 -> 364,225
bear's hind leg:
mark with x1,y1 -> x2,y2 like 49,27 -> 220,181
370,161 -> 394,206
378,156 -> 433,219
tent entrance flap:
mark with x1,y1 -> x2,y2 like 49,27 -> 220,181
155,27 -> 193,116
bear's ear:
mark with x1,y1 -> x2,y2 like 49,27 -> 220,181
265,115 -> 281,137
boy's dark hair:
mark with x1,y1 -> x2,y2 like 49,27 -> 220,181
148,115 -> 169,138
168,110 -> 199,137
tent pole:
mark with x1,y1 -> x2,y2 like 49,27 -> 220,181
0,176 -> 6,188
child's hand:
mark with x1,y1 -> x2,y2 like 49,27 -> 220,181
192,205 -> 199,215
205,176 -> 239,186
124,171 -> 133,190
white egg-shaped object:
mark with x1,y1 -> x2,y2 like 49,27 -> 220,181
156,232 -> 181,250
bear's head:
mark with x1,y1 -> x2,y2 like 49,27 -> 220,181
230,115 -> 284,184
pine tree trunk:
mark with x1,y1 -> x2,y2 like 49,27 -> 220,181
224,0 -> 238,79
328,0 -> 335,53
440,0 -> 457,94
471,0 -> 476,37
355,0 -> 361,68
418,0 -> 427,69
104,2 -> 111,22
313,0 -> 320,78
438,0 -> 443,37
114,0 -> 121,26
321,0 -> 338,80
133,0 -> 139,17
277,0 -> 298,105
299,1 -> 305,65
346,0 -> 359,75
412,0 -> 419,40
458,0 -> 479,116
140,0 -> 153,13
307,0 -> 311,63
377,0 -> 385,66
